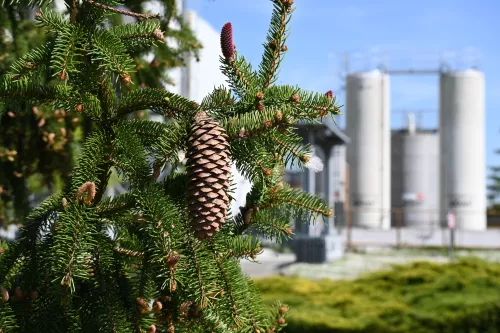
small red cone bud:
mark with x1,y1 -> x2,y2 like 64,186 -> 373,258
147,324 -> 157,333
35,12 -> 41,18
1,286 -> 8,302
7,112 -> 15,118
152,301 -> 163,313
325,90 -> 334,99
278,318 -> 286,325
290,94 -> 300,103
152,29 -> 164,41
59,71 -> 67,80
136,297 -> 150,313
275,111 -> 283,121
32,106 -> 41,116
76,104 -> 84,113
264,169 -> 272,176
284,228 -> 293,235
257,101 -> 264,112
281,45 -> 288,52
264,120 -> 272,128
121,74 -> 131,85
279,305 -> 289,314
167,252 -> 181,268
220,22 -> 235,59
75,182 -> 96,205
256,92 -> 264,100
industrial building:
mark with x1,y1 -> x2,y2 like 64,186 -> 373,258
339,68 -> 486,231
290,65 -> 488,261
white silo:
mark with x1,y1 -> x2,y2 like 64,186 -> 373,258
345,70 -> 391,229
439,70 -> 486,230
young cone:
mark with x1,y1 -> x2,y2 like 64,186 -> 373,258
186,111 -> 231,239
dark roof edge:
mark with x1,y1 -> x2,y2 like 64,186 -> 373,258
298,118 -> 351,144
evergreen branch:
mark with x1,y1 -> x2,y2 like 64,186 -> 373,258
267,133 -> 311,169
223,106 -> 290,140
223,236 -> 262,260
69,129 -> 110,196
220,54 -> 258,98
82,0 -> 162,19
249,209 -> 293,242
266,185 -> 332,219
8,42 -> 53,79
50,24 -> 85,78
122,120 -> 188,162
279,197 -> 331,216
114,126 -> 151,187
110,21 -> 163,54
89,29 -> 135,78
291,90 -> 341,118
116,88 -> 197,118
96,193 -> 136,217
0,77 -> 71,102
200,86 -> 235,113
230,141 -> 277,184
186,232 -> 208,308
35,10 -> 69,33
51,205 -> 99,291
214,255 -> 239,324
258,1 -> 291,89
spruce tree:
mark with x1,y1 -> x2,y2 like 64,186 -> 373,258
0,1 -> 200,231
0,0 -> 341,332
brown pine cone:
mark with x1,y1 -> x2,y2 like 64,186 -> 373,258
186,111 -> 231,240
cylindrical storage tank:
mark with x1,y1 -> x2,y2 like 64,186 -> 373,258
345,71 -> 391,229
392,131 -> 440,228
439,70 -> 486,230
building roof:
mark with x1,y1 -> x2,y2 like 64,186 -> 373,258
298,118 -> 351,144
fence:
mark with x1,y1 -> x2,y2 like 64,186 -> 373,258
340,208 -> 500,250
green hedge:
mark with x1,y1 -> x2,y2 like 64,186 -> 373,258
255,258 -> 500,333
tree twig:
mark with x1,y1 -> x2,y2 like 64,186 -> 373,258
82,0 -> 162,20
70,0 -> 78,23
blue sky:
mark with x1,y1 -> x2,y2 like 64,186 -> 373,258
191,0 -> 500,170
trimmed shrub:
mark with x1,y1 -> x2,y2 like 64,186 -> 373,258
255,258 -> 500,333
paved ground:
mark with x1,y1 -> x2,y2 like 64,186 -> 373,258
241,247 -> 500,280
240,250 -> 296,278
